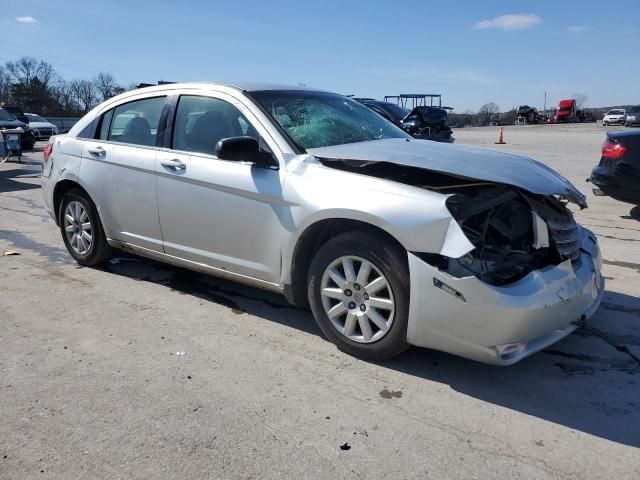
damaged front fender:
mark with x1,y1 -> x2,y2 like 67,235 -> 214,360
282,159 -> 476,267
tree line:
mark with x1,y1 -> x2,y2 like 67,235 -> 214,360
0,56 -> 134,117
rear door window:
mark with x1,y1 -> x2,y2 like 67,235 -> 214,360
108,96 -> 167,146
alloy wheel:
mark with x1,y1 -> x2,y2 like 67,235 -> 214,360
320,255 -> 395,343
63,201 -> 93,255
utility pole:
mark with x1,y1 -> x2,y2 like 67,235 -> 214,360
543,92 -> 547,112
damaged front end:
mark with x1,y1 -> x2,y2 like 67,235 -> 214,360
405,183 -> 603,365
309,139 -> 603,363
424,184 -> 580,286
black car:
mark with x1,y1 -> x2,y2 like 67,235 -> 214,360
355,99 -> 455,143
354,98 -> 410,125
0,106 -> 36,150
589,130 -> 640,205
400,106 -> 455,143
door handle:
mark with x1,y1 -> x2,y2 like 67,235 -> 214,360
160,158 -> 186,170
87,146 -> 106,156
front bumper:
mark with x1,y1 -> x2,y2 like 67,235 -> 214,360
406,227 -> 604,365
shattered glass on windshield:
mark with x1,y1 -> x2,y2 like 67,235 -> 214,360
249,90 -> 409,150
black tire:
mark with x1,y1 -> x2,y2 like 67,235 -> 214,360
307,230 -> 410,360
59,189 -> 112,266
21,134 -> 35,151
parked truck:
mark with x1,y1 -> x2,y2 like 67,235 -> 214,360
549,99 -> 595,123
515,105 -> 547,124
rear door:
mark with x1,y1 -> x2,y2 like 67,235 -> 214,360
79,95 -> 168,251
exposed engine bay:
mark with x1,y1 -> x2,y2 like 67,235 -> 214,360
319,160 -> 581,286
442,185 -> 579,285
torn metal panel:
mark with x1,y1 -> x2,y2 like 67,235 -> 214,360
307,138 -> 587,208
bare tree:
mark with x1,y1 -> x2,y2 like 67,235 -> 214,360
53,79 -> 80,115
1,55 -> 139,115
37,61 -> 57,90
70,79 -> 97,113
0,66 -> 12,105
478,102 -> 500,125
6,57 -> 40,84
572,93 -> 588,109
94,72 -> 118,102
6,57 -> 56,87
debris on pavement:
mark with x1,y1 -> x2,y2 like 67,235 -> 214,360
2,250 -> 20,256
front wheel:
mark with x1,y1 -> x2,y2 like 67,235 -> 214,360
307,231 -> 410,360
59,189 -> 112,266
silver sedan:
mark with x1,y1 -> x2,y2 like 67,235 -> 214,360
41,83 -> 604,365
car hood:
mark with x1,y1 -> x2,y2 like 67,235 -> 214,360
0,119 -> 27,129
28,122 -> 55,128
307,138 -> 587,207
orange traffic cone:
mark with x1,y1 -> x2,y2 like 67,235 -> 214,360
495,127 -> 506,144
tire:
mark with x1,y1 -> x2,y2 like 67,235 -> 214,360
59,189 -> 112,266
21,134 -> 35,151
307,230 -> 410,360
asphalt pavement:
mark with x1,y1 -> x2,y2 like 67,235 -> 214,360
1,125 -> 639,479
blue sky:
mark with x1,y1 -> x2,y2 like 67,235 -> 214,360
1,0 -> 638,111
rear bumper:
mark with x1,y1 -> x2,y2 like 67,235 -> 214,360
590,169 -> 640,204
406,227 -> 604,365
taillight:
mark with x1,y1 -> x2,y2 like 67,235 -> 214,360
602,139 -> 625,159
43,143 -> 53,162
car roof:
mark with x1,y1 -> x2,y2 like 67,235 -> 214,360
132,81 -> 328,94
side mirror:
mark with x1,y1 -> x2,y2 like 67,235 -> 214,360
215,136 -> 277,168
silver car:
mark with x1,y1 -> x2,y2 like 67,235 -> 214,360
602,109 -> 626,126
41,83 -> 604,365
25,113 -> 59,140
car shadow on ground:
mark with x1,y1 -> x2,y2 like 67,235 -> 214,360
0,167 -> 41,193
102,253 -> 640,449
623,205 -> 640,221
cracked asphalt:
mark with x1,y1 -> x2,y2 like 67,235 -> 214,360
1,123 -> 639,479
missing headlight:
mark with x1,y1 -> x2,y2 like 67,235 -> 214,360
431,185 -> 579,286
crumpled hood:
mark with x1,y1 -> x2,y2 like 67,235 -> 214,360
307,138 -> 587,208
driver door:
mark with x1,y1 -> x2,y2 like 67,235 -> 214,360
155,93 -> 286,284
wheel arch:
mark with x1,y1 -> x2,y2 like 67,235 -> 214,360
52,180 -> 94,225
284,218 -> 407,308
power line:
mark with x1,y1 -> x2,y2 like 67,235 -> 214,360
0,47 -> 104,78
0,42 -> 141,83
0,40 -> 105,73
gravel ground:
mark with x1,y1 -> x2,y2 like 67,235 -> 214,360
1,124 -> 639,480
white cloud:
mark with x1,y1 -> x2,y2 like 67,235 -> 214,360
566,25 -> 589,34
15,16 -> 39,24
473,13 -> 541,31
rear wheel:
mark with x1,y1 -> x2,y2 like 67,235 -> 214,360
59,189 -> 112,266
307,231 -> 410,360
